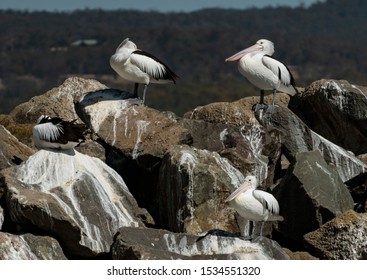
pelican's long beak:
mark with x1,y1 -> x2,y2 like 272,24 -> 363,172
225,43 -> 261,62
225,181 -> 252,202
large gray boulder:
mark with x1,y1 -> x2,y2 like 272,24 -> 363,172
157,145 -> 244,234
112,227 -> 290,260
262,106 -> 367,182
275,150 -> 354,243
304,210 -> 367,259
9,77 -> 107,124
289,79 -> 367,155
182,96 -> 286,188
1,149 -> 148,257
0,232 -> 67,260
78,90 -> 192,160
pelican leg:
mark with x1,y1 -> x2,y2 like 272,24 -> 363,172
142,84 -> 148,104
252,90 -> 268,112
260,89 -> 265,104
259,221 -> 265,236
134,83 -> 139,96
249,220 -> 254,239
267,89 -> 277,113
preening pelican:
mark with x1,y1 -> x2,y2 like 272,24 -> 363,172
32,115 -> 86,150
225,39 -> 297,111
110,38 -> 178,104
225,175 -> 283,237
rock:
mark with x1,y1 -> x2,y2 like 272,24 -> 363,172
275,150 -> 354,243
157,145 -> 244,234
78,89 -> 192,160
0,115 -> 34,146
75,138 -> 106,162
262,106 -> 367,182
0,124 -> 34,170
183,97 -> 284,188
111,227 -> 289,260
357,153 -> 367,163
1,77 -> 107,147
9,77 -> 107,124
0,232 -> 67,260
345,173 -> 367,213
1,149 -> 148,257
304,210 -> 367,259
0,206 -> 3,230
77,90 -> 192,223
289,79 -> 367,155
184,93 -> 290,126
283,248 -> 318,260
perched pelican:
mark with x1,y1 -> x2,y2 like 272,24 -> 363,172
32,115 -> 86,150
225,39 -> 297,111
225,175 -> 283,237
110,38 -> 178,104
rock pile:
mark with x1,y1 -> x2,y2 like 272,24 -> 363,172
0,77 -> 366,259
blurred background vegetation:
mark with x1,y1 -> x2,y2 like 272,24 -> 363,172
0,0 -> 366,116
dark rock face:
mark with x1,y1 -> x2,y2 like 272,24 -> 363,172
1,77 -> 366,260
157,145 -> 244,234
275,150 -> 354,243
304,210 -> 367,260
0,232 -> 67,260
289,79 -> 367,155
262,106 -> 367,183
182,98 -> 284,189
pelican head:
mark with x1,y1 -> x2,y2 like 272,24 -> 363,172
225,39 -> 275,62
256,39 -> 274,56
116,38 -> 137,52
225,175 -> 258,203
244,175 -> 258,188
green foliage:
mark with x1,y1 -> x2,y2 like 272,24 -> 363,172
0,0 -> 366,116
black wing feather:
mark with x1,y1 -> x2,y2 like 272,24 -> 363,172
133,50 -> 178,83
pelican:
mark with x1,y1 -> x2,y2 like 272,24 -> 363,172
32,115 -> 86,150
225,39 -> 297,112
225,175 -> 283,238
110,38 -> 178,104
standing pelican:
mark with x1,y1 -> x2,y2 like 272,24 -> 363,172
225,39 -> 297,111
110,38 -> 178,104
225,175 -> 283,238
32,115 -> 86,150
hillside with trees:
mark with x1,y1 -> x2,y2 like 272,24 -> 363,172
0,0 -> 366,115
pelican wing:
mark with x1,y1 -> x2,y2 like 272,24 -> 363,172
225,181 -> 251,202
130,50 -> 177,82
262,55 -> 296,92
33,122 -> 64,143
253,190 -> 280,215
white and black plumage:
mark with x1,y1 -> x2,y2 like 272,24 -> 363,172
225,175 -> 283,237
32,115 -> 86,150
110,38 -> 178,104
225,39 -> 297,111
